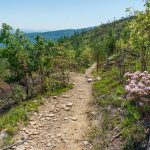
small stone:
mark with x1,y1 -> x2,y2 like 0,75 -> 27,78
63,107 -> 70,111
62,95 -> 70,98
90,111 -> 97,115
46,117 -> 51,120
22,128 -> 26,131
61,138 -> 68,143
66,102 -> 73,107
53,96 -> 57,99
38,124 -> 44,127
56,133 -> 62,138
62,104 -> 66,107
30,121 -> 37,126
12,146 -> 17,149
47,142 -> 52,147
79,96 -> 84,99
64,117 -> 69,120
32,131 -> 40,135
83,141 -> 89,145
16,145 -> 25,150
33,112 -> 38,116
40,118 -> 45,121
45,113 -> 55,117
71,117 -> 77,121
50,105 -> 55,111
49,114 -> 55,117
51,135 -> 55,138
78,89 -> 83,92
24,129 -> 30,134
87,78 -> 93,82
52,144 -> 56,148
56,108 -> 60,111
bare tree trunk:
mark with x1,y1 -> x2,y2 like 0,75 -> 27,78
97,57 -> 99,73
141,47 -> 147,71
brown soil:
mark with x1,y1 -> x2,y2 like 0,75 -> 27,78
13,64 -> 96,150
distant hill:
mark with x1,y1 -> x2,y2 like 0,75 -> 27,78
63,17 -> 134,46
26,28 -> 93,42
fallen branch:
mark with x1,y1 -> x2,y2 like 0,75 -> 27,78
1,137 -> 28,150
110,132 -> 122,142
113,124 -> 121,131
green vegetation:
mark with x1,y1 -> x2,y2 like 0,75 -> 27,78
86,1 -> 149,149
0,0 -> 149,149
0,83 -> 73,147
0,24 -> 76,147
0,23 -> 77,104
92,67 -> 147,149
0,96 -> 43,146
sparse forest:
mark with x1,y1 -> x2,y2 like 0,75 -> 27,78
0,0 -> 150,149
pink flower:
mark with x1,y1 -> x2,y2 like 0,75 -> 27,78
138,82 -> 144,88
145,86 -> 150,91
124,71 -> 150,99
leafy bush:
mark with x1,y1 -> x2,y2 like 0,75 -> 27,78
124,71 -> 150,97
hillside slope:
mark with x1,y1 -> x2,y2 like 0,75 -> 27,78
26,27 -> 93,42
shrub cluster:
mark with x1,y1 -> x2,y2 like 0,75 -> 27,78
124,71 -> 150,101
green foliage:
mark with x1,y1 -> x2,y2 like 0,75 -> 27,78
127,4 -> 150,71
92,65 -> 147,149
0,23 -> 75,102
5,126 -> 18,136
46,83 -> 74,96
0,58 -> 10,80
12,85 -> 26,102
0,1 -> 149,149
2,135 -> 13,146
0,96 -> 43,130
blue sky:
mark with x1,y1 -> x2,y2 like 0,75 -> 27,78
0,0 -> 145,31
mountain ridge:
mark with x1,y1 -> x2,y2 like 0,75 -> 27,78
26,27 -> 94,42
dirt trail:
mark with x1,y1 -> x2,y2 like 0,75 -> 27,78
13,64 -> 95,150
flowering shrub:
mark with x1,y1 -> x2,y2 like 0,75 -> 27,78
124,71 -> 150,99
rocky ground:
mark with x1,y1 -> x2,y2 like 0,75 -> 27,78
10,64 -> 96,150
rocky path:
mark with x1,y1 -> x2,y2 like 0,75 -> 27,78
13,64 -> 96,150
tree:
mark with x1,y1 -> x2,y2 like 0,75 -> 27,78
92,38 -> 105,73
0,25 -> 30,81
127,3 -> 150,71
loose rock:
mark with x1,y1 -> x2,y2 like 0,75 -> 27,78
62,95 -> 70,98
53,96 -> 57,99
56,133 -> 62,138
83,141 -> 89,145
87,78 -> 93,82
63,106 -> 70,111
47,142 -> 52,147
64,117 -> 69,120
71,117 -> 77,121
66,102 -> 73,107
16,145 -> 25,150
